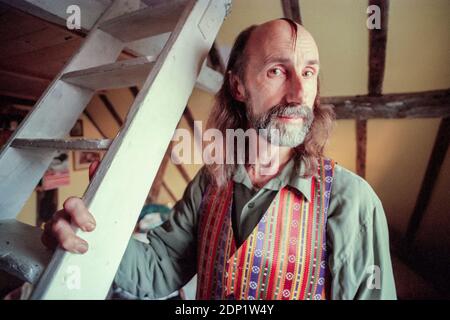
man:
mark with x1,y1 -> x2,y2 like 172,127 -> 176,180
42,19 -> 397,300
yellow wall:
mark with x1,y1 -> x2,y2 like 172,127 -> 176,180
366,118 -> 441,236
17,1 -> 450,254
384,0 -> 450,93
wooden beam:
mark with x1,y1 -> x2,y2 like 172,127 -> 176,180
98,94 -> 124,127
0,95 -> 35,107
175,163 -> 191,184
146,141 -> 173,204
170,146 -> 191,183
208,42 -> 225,74
359,1 -> 389,178
323,89 -> 450,119
129,86 -> 139,97
183,106 -> 195,133
356,119 -> 367,178
281,0 -> 302,25
405,117 -> 450,248
356,120 -> 367,177
83,110 -> 107,138
0,69 -> 50,101
162,181 -> 177,203
368,0 -> 389,96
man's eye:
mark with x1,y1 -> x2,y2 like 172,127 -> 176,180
268,68 -> 283,77
304,70 -> 314,77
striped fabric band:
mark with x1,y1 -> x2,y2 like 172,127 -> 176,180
196,158 -> 335,300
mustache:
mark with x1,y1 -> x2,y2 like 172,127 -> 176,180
253,103 -> 314,130
268,103 -> 312,119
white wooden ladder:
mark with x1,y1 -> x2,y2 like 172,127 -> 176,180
0,0 -> 230,299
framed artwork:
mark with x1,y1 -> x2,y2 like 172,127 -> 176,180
41,151 -> 70,190
73,150 -> 104,171
70,119 -> 83,137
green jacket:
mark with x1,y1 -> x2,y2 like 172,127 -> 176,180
114,159 -> 397,300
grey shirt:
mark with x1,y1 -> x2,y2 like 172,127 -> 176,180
114,159 -> 397,300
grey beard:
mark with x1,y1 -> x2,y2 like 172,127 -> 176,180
247,103 -> 314,147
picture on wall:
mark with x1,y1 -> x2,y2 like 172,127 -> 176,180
73,150 -> 105,171
41,151 -> 70,190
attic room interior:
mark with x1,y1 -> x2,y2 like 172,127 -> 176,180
0,0 -> 449,301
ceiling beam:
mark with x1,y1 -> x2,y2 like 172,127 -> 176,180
0,69 -> 50,101
0,95 -> 35,107
83,110 -> 107,138
98,94 -> 123,128
208,42 -> 225,74
183,106 -> 195,134
146,141 -> 173,204
281,0 -> 302,25
405,117 -> 450,249
175,162 -> 191,184
162,181 -> 177,203
129,86 -> 140,97
323,89 -> 450,120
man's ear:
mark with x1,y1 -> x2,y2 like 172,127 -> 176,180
229,72 -> 246,102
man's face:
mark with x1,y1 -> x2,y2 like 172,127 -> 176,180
233,20 -> 320,147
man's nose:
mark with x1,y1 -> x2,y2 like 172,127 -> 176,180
285,73 -> 305,105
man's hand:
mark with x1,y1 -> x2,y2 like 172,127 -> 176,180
41,160 -> 100,254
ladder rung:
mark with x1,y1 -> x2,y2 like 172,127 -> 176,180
99,1 -> 187,42
11,139 -> 112,150
0,219 -> 52,284
61,57 -> 156,91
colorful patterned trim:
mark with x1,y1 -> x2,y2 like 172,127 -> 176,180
197,158 -> 335,300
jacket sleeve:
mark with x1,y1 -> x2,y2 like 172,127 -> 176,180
352,198 -> 397,299
327,167 -> 397,300
113,168 -> 208,299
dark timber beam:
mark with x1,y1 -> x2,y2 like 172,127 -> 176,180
405,117 -> 450,248
129,86 -> 139,97
146,141 -> 173,204
162,181 -> 177,203
368,0 -> 389,96
175,162 -> 191,184
356,120 -> 367,177
98,94 -> 123,128
0,95 -> 35,107
83,110 -> 107,139
323,89 -> 450,119
281,0 -> 302,25
208,42 -> 225,74
183,106 -> 196,134
358,0 -> 389,178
